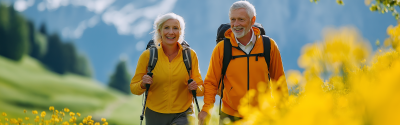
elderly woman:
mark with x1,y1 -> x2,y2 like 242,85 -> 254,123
130,13 -> 204,125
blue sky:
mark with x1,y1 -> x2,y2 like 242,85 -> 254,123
2,0 -> 397,84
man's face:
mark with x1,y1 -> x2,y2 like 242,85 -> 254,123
230,8 -> 253,38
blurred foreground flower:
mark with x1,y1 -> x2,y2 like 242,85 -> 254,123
234,25 -> 400,125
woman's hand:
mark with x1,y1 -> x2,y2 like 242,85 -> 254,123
141,75 -> 153,89
188,80 -> 198,91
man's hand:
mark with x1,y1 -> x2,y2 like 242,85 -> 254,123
198,111 -> 208,125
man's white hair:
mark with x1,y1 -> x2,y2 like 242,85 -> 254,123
229,1 -> 256,20
152,13 -> 185,46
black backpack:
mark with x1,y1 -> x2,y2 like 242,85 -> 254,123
216,22 -> 271,114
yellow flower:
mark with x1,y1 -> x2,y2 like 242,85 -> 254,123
69,117 -> 76,123
25,117 -> 29,120
49,106 -> 54,111
55,118 -> 60,122
10,118 -> 17,124
24,109 -> 27,114
41,111 -> 46,118
87,115 -> 92,120
286,70 -> 303,86
102,122 -> 108,125
32,110 -> 38,114
55,110 -> 59,114
79,123 -> 83,125
69,112 -> 75,117
94,122 -> 100,125
5,118 -> 8,121
62,121 -> 69,125
101,118 -> 106,122
2,112 -> 6,116
34,118 -> 39,122
64,108 -> 70,113
76,113 -> 81,117
82,119 -> 87,124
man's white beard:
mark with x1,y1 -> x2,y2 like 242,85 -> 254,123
232,26 -> 249,38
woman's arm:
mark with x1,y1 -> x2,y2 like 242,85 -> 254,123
130,50 -> 150,95
190,49 -> 204,96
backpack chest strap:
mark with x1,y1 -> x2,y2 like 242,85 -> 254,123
232,53 -> 265,61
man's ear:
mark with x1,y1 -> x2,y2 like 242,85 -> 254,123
251,16 -> 256,25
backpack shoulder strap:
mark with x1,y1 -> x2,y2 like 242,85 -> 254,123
217,38 -> 233,115
182,47 -> 192,77
218,38 -> 232,90
147,46 -> 158,73
182,43 -> 192,77
262,35 -> 271,79
221,38 -> 232,78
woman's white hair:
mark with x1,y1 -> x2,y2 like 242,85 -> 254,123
152,13 -> 185,46
229,1 -> 256,20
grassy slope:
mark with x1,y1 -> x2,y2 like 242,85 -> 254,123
0,55 -> 143,125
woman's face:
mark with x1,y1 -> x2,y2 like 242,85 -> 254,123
160,19 -> 180,45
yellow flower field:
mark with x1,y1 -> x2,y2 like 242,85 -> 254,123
1,107 -> 108,125
232,24 -> 400,125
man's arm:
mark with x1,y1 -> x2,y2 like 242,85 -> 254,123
269,39 -> 288,95
201,41 -> 224,114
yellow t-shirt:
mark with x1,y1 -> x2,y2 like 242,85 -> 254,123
130,43 -> 204,113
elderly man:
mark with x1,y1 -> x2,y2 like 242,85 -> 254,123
198,1 -> 288,125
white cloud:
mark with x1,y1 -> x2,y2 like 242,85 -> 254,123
14,0 -> 34,12
36,0 -> 115,13
87,15 -> 99,28
70,0 -> 115,14
119,53 -> 128,61
45,0 -> 69,10
132,20 -> 152,38
32,0 -> 177,39
102,0 -> 177,38
135,41 -> 146,51
37,1 -> 45,11
62,15 -> 100,39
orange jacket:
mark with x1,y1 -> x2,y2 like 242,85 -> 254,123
130,43 -> 204,113
202,27 -> 287,117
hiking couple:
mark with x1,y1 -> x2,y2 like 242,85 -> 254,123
130,1 -> 288,125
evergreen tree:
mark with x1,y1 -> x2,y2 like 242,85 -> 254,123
0,4 -> 29,61
63,42 -> 78,73
108,60 -> 132,94
41,33 -> 66,74
75,53 -> 93,77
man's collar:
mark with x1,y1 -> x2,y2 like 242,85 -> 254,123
235,28 -> 255,46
